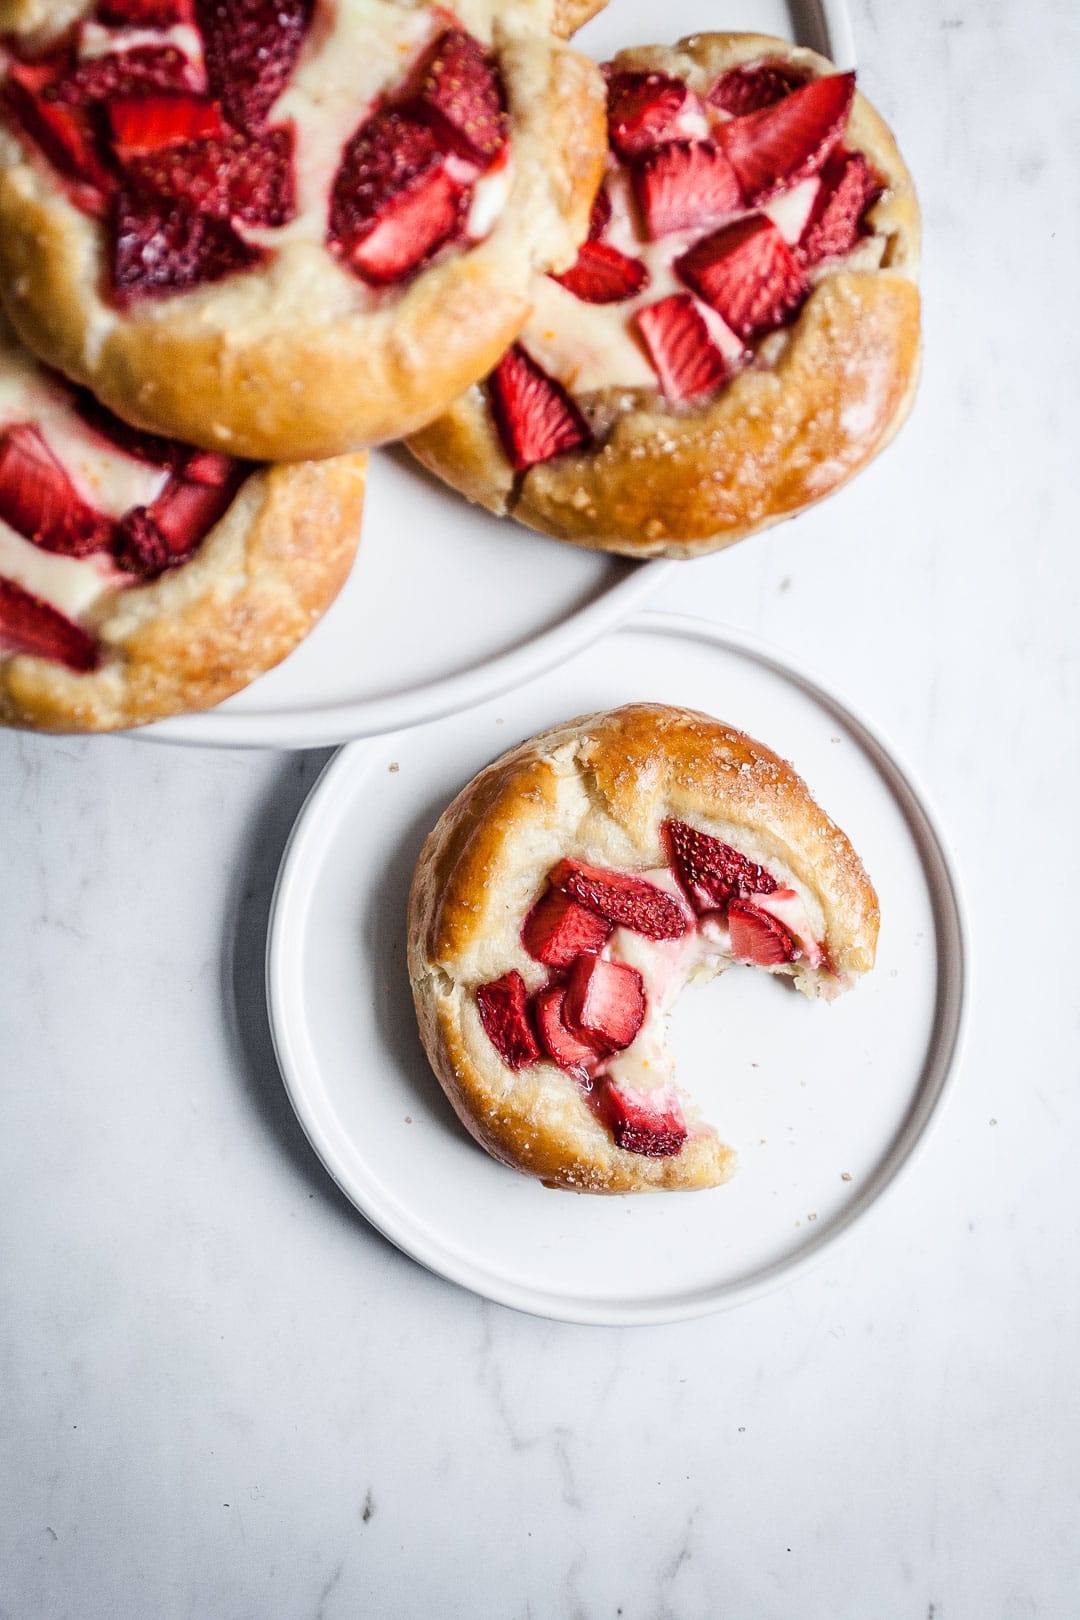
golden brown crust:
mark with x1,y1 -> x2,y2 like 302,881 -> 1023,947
0,13 -> 607,460
0,453 -> 367,732
407,31 -> 922,558
408,703 -> 879,1194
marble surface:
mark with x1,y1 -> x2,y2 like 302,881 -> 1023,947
2,1 -> 1079,1615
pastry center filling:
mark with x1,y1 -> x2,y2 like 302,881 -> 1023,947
473,819 -> 827,1160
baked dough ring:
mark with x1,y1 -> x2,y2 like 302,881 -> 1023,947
407,32 -> 921,558
0,311 -> 366,732
0,2 -> 606,460
408,703 -> 879,1194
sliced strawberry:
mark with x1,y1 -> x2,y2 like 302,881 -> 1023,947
707,62 -> 805,117
196,0 -> 313,132
328,111 -> 465,285
124,124 -> 295,228
107,93 -> 225,158
475,970 -> 541,1070
564,955 -> 645,1054
110,191 -> 262,303
599,1078 -> 687,1157
3,58 -> 113,196
588,186 -> 611,239
112,467 -> 241,576
488,346 -> 591,472
718,71 -> 855,204
663,819 -> 778,912
676,214 -> 808,340
607,69 -> 699,157
0,425 -> 114,557
635,295 -> 730,401
522,887 -> 611,969
727,899 -> 798,965
798,149 -> 882,265
404,27 -> 507,165
97,1 -> 196,23
549,859 -> 688,941
534,987 -> 600,1079
56,45 -> 202,105
552,240 -> 648,304
0,577 -> 99,673
631,140 -> 742,239
178,449 -> 234,485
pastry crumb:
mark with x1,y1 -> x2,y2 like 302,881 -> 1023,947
841,1171 -> 852,1182
388,762 -> 400,773
404,1115 -> 412,1124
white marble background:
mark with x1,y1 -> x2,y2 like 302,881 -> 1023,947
2,1 -> 1079,1615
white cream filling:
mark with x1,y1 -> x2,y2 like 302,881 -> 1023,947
76,21 -> 206,77
0,518 -> 115,618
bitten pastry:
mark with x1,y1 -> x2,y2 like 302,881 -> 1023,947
0,307 -> 366,731
0,0 -> 606,459
408,31 -> 921,558
408,704 -> 879,1194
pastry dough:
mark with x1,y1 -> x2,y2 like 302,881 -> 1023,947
0,1 -> 606,460
408,703 -> 879,1193
407,32 -> 921,558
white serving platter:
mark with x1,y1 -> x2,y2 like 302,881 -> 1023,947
266,613 -> 967,1325
143,0 -> 854,750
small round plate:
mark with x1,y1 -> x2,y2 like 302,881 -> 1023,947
266,613 -> 967,1325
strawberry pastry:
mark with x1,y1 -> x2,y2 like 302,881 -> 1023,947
0,306 -> 366,730
0,0 -> 606,459
408,704 -> 879,1194
408,31 -> 921,557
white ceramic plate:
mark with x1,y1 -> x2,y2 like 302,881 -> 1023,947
266,613 -> 967,1325
142,0 -> 854,750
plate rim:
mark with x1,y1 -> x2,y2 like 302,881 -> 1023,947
265,609 -> 971,1326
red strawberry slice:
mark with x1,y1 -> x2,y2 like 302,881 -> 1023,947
718,71 -> 855,204
3,58 -> 113,197
108,93 -> 225,158
636,295 -> 730,401
549,858 -> 689,941
488,346 -> 591,472
97,1 -> 196,23
110,190 -> 263,302
727,899 -> 798,965
196,0 -> 313,133
179,449 -> 234,485
0,577 -> 99,673
56,45 -> 203,105
404,28 -> 507,166
552,240 -> 649,304
798,149 -> 882,265
676,214 -> 809,340
328,111 -> 466,286
564,955 -> 645,1054
0,425 -> 114,557
124,125 -> 295,228
534,987 -> 600,1079
588,186 -> 612,239
663,819 -> 778,912
522,887 -> 611,968
475,970 -> 541,1070
631,140 -> 742,238
606,69 -> 699,157
113,466 -> 241,576
707,62 -> 805,117
599,1078 -> 687,1158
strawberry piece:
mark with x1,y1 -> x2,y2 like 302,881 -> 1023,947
197,0 -> 312,133
488,346 -> 591,472
97,1 -> 196,23
110,191 -> 262,302
635,294 -> 730,401
727,899 -> 798,965
113,467 -> 241,576
552,240 -> 648,304
549,859 -> 688,941
522,887 -> 611,969
108,93 -> 225,158
599,1078 -> 687,1157
534,987 -> 600,1079
707,62 -> 805,117
588,186 -> 611,239
475,971 -> 541,1070
564,955 -> 645,1054
606,69 -> 698,157
404,28 -> 507,165
124,124 -> 295,228
0,578 -> 99,672
798,150 -> 882,265
179,449 -> 234,485
718,71 -> 855,204
631,140 -> 742,239
3,58 -> 113,195
328,110 -> 466,285
0,425 -> 114,557
676,214 -> 808,340
56,46 -> 202,105
663,819 -> 778,912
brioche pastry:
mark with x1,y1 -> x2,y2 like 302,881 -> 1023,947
0,0 -> 606,460
408,703 -> 879,1194
408,31 -> 921,557
0,307 -> 366,731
